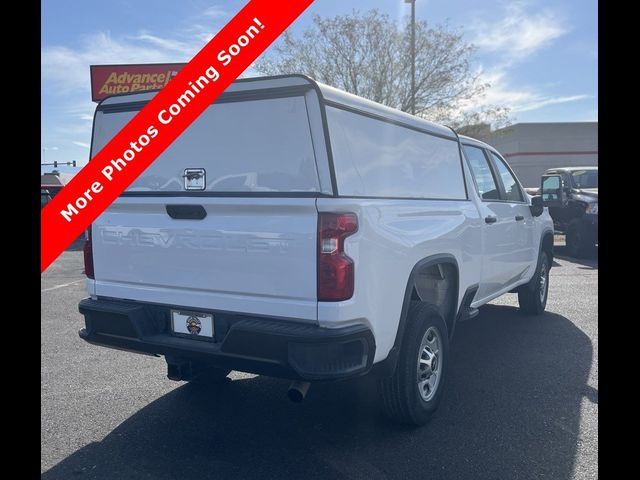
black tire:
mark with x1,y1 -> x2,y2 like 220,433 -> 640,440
518,250 -> 550,315
378,302 -> 449,426
566,219 -> 595,258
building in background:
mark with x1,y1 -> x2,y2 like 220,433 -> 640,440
41,172 -> 77,197
485,122 -> 598,188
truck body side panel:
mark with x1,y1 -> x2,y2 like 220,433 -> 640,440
316,198 -> 482,363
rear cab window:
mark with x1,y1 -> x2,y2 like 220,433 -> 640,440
93,95 -> 322,194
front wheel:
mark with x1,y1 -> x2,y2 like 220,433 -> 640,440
378,303 -> 449,426
518,251 -> 550,315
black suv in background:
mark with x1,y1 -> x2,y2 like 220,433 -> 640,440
540,167 -> 598,257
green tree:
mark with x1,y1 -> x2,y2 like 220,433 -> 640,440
256,10 -> 509,131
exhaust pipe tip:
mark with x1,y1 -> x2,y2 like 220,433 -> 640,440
287,381 -> 310,403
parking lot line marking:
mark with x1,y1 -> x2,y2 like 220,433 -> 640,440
41,279 -> 84,293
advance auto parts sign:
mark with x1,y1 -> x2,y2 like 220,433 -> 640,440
90,63 -> 186,102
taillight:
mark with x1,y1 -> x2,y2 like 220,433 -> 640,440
317,213 -> 358,301
83,226 -> 94,279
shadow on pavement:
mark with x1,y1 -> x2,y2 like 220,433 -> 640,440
42,305 -> 593,480
553,245 -> 598,270
66,237 -> 85,251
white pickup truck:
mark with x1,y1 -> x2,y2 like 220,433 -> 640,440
79,75 -> 555,425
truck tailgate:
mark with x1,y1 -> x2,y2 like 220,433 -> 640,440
91,197 -> 318,321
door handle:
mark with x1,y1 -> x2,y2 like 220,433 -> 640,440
515,215 -> 525,221
166,205 -> 207,220
485,216 -> 497,224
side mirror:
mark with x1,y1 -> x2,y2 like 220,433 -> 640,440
541,174 -> 566,208
530,195 -> 544,217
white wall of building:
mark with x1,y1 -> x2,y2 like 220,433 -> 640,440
486,122 -> 598,188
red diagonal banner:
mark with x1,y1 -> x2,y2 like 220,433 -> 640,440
41,0 -> 314,272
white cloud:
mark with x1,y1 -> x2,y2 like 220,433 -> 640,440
41,2 -> 236,96
41,5 -> 230,96
463,68 -> 590,115
461,3 -> 593,120
42,5 -> 230,163
130,33 -> 195,55
471,2 -> 568,59
41,31 -> 196,96
514,94 -> 589,112
203,6 -> 227,18
54,122 -> 94,136
47,101 -> 97,137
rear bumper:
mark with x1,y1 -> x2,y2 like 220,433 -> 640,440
78,298 -> 375,381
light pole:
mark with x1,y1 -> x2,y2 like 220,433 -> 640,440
42,146 -> 58,164
405,0 -> 416,115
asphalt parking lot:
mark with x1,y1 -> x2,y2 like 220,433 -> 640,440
41,242 -> 597,479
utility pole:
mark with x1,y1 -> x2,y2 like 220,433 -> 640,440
405,0 -> 416,115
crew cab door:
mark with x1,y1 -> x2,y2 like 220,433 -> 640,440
487,150 -> 537,284
462,145 -> 536,300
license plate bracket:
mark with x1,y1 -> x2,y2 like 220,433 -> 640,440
170,310 -> 214,340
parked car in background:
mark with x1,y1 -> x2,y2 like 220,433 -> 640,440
78,75 -> 556,426
540,167 -> 598,257
41,189 -> 52,209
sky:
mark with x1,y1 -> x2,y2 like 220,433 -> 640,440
41,0 -> 597,172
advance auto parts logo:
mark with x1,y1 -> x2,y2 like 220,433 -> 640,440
186,316 -> 202,335
90,63 -> 186,102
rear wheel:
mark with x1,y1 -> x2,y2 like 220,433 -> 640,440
518,250 -> 550,315
378,303 -> 448,426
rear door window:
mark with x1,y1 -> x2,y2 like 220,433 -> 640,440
462,145 -> 500,200
489,152 -> 524,202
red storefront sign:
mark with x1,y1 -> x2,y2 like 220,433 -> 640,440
90,63 -> 187,102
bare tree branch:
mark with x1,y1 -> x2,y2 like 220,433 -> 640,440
255,10 -> 511,132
